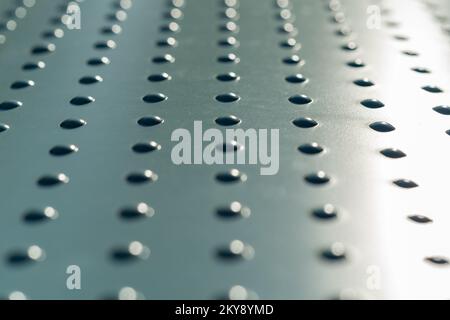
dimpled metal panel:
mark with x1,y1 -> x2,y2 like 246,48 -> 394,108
0,0 -> 449,300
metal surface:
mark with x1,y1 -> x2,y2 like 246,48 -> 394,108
0,0 -> 449,299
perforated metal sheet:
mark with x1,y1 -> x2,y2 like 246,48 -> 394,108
1,0 -> 450,300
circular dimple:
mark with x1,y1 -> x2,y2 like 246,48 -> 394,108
119,203 -> 155,220
394,179 -> 419,189
0,100 -> 22,111
283,55 -> 304,65
60,118 -> 86,129
412,67 -> 431,74
369,121 -> 395,133
280,38 -> 298,48
219,21 -> 239,33
23,207 -> 58,223
8,245 -> 45,264
347,59 -> 365,68
285,74 -> 307,83
354,79 -> 374,87
137,116 -> 164,127
217,240 -> 255,261
161,21 -> 180,33
218,37 -> 239,47
0,123 -> 10,132
342,42 -> 358,51
148,73 -> 171,82
31,43 -> 55,54
217,202 -> 251,219
408,215 -> 433,224
94,40 -> 117,50
288,94 -> 313,105
217,53 -> 239,63
298,142 -> 324,155
132,141 -> 161,153
216,169 -> 247,183
321,243 -> 347,261
305,171 -> 330,185
402,50 -> 419,56
157,37 -> 177,47
152,54 -> 175,64
446,130 -> 450,136
87,56 -> 110,66
70,96 -> 95,106
111,241 -> 150,261
361,99 -> 384,109
79,75 -> 103,85
433,106 -> 450,115
22,61 -> 45,70
380,148 -> 406,159
336,26 -> 352,36
216,72 -> 239,82
313,204 -> 338,220
218,141 -> 244,153
292,117 -> 318,128
422,85 -> 443,93
215,115 -> 241,126
49,144 -> 78,156
278,22 -> 297,34
37,173 -> 69,187
215,93 -> 240,103
101,24 -> 122,35
394,34 -> 409,41
126,170 -> 158,184
143,93 -> 167,103
11,80 -> 35,89
425,256 -> 449,266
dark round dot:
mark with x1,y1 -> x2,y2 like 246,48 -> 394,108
87,57 -> 111,66
0,123 -> 10,132
394,179 -> 419,189
143,93 -> 167,103
137,116 -> 164,127
49,145 -> 79,156
215,115 -> 241,126
321,243 -> 347,261
298,142 -> 324,155
148,73 -> 171,82
0,100 -> 22,111
216,169 -> 247,183
119,203 -> 154,220
70,96 -> 95,106
152,54 -> 175,64
37,174 -> 69,187
215,93 -> 240,103
422,85 -> 443,93
283,55 -> 304,65
22,61 -> 46,70
446,130 -> 450,136
354,79 -> 374,87
10,80 -> 35,89
313,204 -> 338,220
217,53 -> 240,63
31,43 -> 56,55
408,215 -> 433,224
288,94 -> 313,105
361,99 -> 384,109
216,202 -> 251,219
425,256 -> 449,266
216,72 -> 239,82
347,59 -> 365,68
380,148 -> 406,159
126,170 -> 158,184
412,67 -> 431,74
60,119 -> 87,129
94,40 -> 117,50
430,106 -> 450,117
23,207 -> 58,223
305,171 -> 330,185
370,121 -> 395,133
132,142 -> 161,153
285,74 -> 307,83
292,117 -> 318,128
79,75 -> 103,85
342,42 -> 358,51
